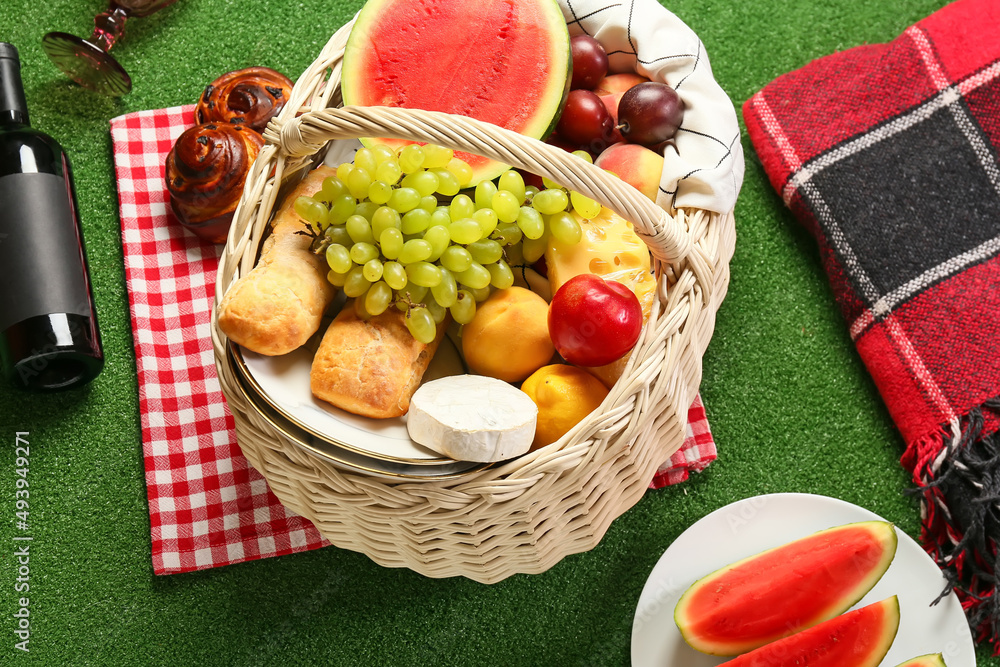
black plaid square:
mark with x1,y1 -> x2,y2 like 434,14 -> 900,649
806,97 -> 1000,311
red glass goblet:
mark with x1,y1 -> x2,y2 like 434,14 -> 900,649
42,0 -> 179,97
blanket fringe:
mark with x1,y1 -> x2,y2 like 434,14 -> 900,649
904,397 -> 1000,652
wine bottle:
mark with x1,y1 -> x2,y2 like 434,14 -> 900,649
0,43 -> 103,390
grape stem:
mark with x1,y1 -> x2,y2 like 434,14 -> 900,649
394,292 -> 426,316
295,227 -> 330,256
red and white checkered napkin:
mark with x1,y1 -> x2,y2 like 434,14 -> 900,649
109,105 -> 717,575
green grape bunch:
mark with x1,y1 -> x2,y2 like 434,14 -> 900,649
293,143 -> 603,344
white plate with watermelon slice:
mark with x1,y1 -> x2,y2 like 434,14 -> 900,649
631,493 -> 974,666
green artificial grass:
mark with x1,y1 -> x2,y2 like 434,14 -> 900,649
0,0 -> 994,664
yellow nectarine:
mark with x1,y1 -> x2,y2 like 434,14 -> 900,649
461,287 -> 555,383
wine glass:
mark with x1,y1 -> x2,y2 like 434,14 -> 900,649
41,0 -> 180,97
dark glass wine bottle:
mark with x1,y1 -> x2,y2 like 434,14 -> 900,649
0,43 -> 103,390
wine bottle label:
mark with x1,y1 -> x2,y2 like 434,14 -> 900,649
0,172 -> 93,333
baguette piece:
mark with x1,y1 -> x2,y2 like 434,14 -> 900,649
311,304 -> 446,419
217,166 -> 337,356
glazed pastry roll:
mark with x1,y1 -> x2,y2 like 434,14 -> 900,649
217,166 -> 337,356
165,121 -> 264,243
311,304 -> 446,419
195,66 -> 294,134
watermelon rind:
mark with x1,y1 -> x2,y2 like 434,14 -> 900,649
674,520 -> 898,656
895,654 -> 948,667
340,0 -> 571,186
721,596 -> 901,667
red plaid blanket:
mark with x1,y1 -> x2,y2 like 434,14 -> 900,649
110,104 -> 717,576
743,0 -> 1000,647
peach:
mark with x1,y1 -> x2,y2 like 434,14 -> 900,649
593,72 -> 651,97
594,142 -> 664,202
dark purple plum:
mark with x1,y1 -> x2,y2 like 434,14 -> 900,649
617,81 -> 684,147
556,89 -> 617,153
569,34 -> 608,90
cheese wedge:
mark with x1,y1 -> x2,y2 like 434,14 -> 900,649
546,207 -> 656,311
407,375 -> 538,462
545,207 -> 657,387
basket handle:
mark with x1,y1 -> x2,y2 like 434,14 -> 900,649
264,105 -> 693,265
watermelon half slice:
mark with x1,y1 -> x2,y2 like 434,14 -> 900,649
674,520 -> 898,655
721,597 -> 901,667
341,0 -> 571,186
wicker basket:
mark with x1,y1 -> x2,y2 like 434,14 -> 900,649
211,17 -> 736,584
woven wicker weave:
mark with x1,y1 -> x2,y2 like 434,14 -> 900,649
211,19 -> 736,583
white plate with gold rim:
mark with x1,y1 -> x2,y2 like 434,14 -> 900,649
228,343 -> 490,480
631,493 -> 974,666
230,311 -> 469,466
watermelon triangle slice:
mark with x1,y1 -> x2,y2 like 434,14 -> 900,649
721,597 -> 901,667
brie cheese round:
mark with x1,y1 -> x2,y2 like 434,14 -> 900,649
407,375 -> 538,463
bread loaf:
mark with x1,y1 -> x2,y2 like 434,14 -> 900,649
310,304 -> 446,419
217,166 -> 337,355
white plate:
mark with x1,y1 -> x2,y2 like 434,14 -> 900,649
631,493 -> 975,666
234,316 -> 468,465
229,344 -> 490,480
